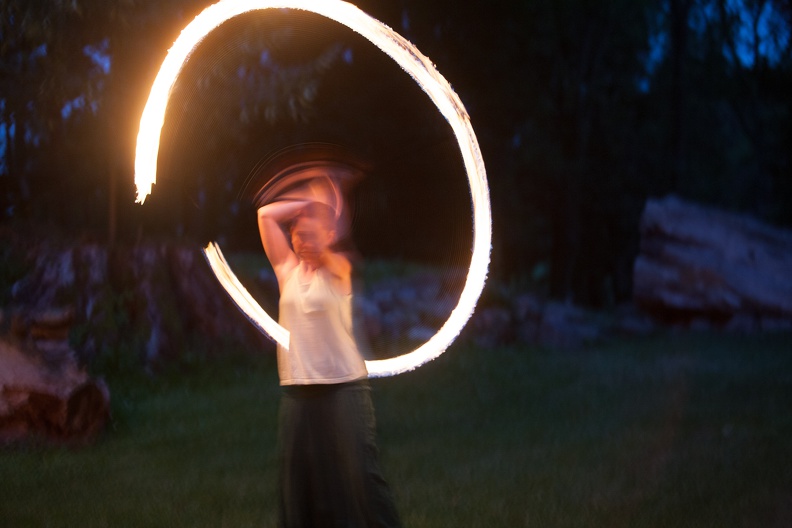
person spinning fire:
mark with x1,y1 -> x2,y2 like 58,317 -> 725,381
255,146 -> 401,528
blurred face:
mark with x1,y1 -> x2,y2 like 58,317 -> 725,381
291,216 -> 334,264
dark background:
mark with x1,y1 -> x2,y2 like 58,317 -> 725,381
2,0 -> 790,307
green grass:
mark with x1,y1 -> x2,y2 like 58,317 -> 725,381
2,331 -> 792,527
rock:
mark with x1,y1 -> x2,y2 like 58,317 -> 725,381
633,195 -> 792,325
536,301 -> 602,348
760,317 -> 792,332
354,297 -> 383,343
514,319 -> 540,344
357,272 -> 616,350
421,294 -> 456,324
470,306 -> 513,347
512,293 -> 543,321
613,310 -> 656,336
406,325 -> 436,342
724,312 -> 760,334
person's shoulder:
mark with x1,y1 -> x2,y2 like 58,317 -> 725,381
276,260 -> 300,289
323,251 -> 352,276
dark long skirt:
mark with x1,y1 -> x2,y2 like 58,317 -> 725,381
278,380 -> 402,528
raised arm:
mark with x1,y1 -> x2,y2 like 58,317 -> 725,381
257,200 -> 306,289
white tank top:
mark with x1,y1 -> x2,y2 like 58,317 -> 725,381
277,263 -> 368,385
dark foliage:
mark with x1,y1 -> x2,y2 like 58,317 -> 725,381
1,0 -> 790,307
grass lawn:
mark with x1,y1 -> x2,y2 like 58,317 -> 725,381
2,331 -> 791,527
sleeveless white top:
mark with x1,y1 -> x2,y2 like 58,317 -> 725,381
277,263 -> 368,385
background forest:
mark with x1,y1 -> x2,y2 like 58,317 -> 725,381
1,0 -> 791,307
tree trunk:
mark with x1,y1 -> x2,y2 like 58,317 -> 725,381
668,0 -> 692,192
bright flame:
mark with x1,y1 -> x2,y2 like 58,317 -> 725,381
135,0 -> 491,377
204,242 -> 290,349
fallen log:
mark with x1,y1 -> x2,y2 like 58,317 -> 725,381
0,338 -> 110,445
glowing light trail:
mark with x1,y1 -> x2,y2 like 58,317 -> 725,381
134,0 -> 491,377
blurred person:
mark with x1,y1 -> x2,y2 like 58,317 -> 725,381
256,156 -> 401,528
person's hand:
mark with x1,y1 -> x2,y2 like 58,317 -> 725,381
279,177 -> 340,213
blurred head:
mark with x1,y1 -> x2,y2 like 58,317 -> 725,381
247,142 -> 370,210
290,202 -> 337,264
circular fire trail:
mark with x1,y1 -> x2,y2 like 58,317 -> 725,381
134,0 -> 490,377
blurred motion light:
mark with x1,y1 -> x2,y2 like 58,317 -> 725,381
134,0 -> 490,377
